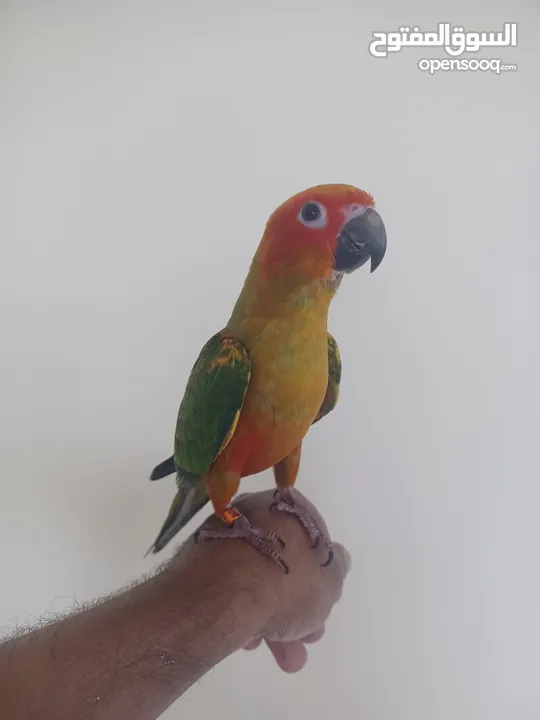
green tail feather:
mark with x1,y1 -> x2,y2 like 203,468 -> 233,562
146,474 -> 209,555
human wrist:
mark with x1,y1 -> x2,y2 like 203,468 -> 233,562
163,527 -> 282,649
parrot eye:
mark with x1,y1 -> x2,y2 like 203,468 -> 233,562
298,201 -> 327,229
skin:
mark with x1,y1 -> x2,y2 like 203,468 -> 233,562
0,491 -> 350,720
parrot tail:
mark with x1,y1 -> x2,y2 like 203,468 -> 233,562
146,474 -> 210,556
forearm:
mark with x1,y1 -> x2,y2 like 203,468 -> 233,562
0,539 -> 276,720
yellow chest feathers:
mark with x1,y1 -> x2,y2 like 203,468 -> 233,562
244,313 -> 329,428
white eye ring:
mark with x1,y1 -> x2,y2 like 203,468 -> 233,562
297,201 -> 328,229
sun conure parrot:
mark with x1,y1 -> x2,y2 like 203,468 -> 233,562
147,184 -> 387,571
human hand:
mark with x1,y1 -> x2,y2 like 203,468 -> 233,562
185,489 -> 351,673
0,489 -> 349,720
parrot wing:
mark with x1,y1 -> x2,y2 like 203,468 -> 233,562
313,332 -> 341,423
150,455 -> 176,480
174,332 -> 252,474
147,332 -> 251,554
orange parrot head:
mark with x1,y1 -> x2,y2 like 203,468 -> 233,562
257,184 -> 387,284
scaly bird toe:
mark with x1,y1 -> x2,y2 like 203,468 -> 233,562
269,488 -> 333,566
194,515 -> 288,573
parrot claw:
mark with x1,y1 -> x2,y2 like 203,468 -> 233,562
270,488 -> 333,567
194,515 -> 289,573
322,545 -> 334,567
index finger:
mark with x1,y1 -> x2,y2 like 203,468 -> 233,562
329,542 -> 351,602
333,542 -> 351,578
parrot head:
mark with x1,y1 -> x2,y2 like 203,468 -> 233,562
258,184 -> 387,284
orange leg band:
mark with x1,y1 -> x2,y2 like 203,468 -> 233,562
221,506 -> 242,525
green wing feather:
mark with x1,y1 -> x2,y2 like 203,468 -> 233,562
148,332 -> 251,555
174,332 -> 251,475
313,332 -> 342,423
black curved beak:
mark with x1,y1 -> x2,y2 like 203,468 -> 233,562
333,208 -> 387,274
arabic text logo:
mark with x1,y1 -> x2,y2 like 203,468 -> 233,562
369,23 -> 517,59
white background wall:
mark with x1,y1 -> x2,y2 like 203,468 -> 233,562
1,2 -> 539,718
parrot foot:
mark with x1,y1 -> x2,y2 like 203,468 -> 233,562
194,515 -> 289,573
269,487 -> 334,566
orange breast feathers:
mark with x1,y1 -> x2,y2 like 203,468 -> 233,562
213,316 -> 329,477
